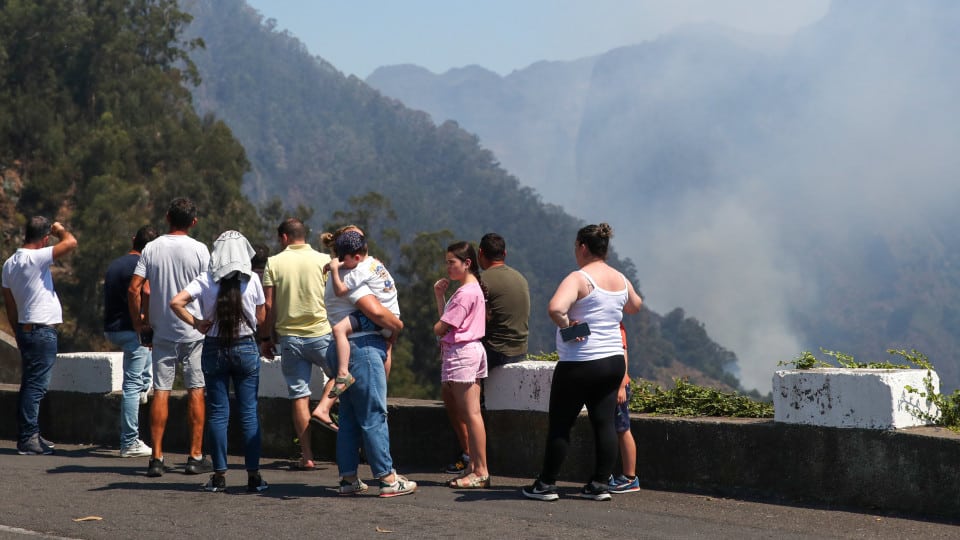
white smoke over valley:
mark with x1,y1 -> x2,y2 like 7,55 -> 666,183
368,0 -> 960,391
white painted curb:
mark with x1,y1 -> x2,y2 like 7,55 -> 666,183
48,352 -> 328,398
485,360 -> 556,412
773,368 -> 940,429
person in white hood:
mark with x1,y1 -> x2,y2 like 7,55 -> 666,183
170,230 -> 268,493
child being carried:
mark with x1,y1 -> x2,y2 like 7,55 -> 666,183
326,230 -> 400,397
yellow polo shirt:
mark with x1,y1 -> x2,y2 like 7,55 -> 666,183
262,243 -> 332,337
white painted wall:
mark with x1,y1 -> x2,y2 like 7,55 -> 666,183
48,352 -> 328,398
773,368 -> 940,429
485,360 -> 556,411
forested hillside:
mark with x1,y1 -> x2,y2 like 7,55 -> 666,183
182,0 -> 745,395
0,0 -> 262,346
0,0 -> 746,399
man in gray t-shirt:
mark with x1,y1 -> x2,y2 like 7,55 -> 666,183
128,198 -> 212,478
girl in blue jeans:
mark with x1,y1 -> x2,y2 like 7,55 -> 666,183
170,230 -> 267,493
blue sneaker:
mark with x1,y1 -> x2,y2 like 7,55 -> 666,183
607,474 -> 640,494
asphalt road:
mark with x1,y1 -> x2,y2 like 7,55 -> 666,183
0,440 -> 957,539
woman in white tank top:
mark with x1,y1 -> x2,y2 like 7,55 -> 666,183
522,223 -> 643,502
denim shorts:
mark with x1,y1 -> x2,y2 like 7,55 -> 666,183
152,338 -> 204,390
347,310 -> 380,333
279,334 -> 333,399
615,383 -> 633,434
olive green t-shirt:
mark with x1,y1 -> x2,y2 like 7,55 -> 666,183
481,264 -> 530,356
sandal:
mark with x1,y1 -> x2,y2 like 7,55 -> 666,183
328,374 -> 356,399
448,474 -> 490,489
309,414 -> 339,432
295,457 -> 316,470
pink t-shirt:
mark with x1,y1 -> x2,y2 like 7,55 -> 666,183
440,282 -> 486,345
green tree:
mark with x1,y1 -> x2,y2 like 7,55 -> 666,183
395,230 -> 454,396
0,0 -> 261,348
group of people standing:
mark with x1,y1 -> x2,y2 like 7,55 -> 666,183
3,195 -> 644,501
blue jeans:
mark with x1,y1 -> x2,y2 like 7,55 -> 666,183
105,331 -> 152,448
332,334 -> 395,478
201,336 -> 261,472
15,325 -> 57,444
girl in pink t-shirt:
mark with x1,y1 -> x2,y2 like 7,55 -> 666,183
433,241 -> 490,488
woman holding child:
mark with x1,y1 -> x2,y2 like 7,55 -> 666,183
433,241 -> 491,488
321,225 -> 417,498
522,223 -> 642,501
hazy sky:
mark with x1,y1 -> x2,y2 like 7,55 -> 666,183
244,0 -> 831,78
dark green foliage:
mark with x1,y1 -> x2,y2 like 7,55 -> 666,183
0,0 -> 261,347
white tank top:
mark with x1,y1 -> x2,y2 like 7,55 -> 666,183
555,270 -> 628,362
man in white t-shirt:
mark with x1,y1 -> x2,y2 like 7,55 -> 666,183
128,198 -> 212,477
2,217 -> 78,455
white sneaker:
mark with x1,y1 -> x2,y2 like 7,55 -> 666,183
140,391 -> 149,404
120,439 -> 152,458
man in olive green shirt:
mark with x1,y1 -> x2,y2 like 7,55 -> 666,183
478,233 -> 530,367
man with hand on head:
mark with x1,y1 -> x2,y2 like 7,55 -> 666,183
2,217 -> 78,455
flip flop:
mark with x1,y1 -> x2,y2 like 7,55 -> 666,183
310,415 -> 339,432
328,374 -> 356,399
294,458 -> 316,470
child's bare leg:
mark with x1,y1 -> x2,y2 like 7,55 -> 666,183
619,430 -> 637,478
384,342 -> 393,380
310,377 -> 339,427
333,319 -> 353,377
329,319 -> 354,398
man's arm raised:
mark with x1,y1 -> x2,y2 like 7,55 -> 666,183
49,222 -> 77,260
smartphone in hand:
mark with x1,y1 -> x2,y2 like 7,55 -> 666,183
560,322 -> 591,342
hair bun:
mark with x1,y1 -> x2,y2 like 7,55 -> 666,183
320,231 -> 334,248
597,223 -> 613,239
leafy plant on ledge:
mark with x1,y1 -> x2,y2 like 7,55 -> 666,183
777,347 -> 912,370
894,349 -> 960,430
629,378 -> 773,418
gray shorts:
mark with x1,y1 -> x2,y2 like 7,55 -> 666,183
151,338 -> 204,390
279,334 -> 333,399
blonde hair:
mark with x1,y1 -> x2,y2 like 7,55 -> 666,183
321,224 -> 362,256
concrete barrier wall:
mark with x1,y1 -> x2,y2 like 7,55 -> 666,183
3,352 -> 960,519
1,384 -> 958,519
773,368 -> 939,429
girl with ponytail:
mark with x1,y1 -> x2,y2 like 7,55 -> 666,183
433,241 -> 491,488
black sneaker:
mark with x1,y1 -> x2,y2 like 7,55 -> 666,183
521,479 -> 559,501
247,473 -> 269,493
147,457 -> 165,477
578,481 -> 611,501
204,474 -> 227,492
185,455 -> 213,475
443,453 -> 470,474
17,435 -> 53,456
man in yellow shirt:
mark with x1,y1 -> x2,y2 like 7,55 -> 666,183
259,218 -> 333,469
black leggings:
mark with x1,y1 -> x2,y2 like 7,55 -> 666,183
539,354 -> 625,484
